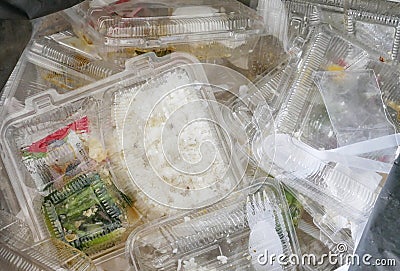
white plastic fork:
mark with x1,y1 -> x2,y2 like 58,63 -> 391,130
247,191 -> 284,271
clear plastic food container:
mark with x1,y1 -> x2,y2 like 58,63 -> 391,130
344,0 -> 400,61
0,31 -> 121,120
0,52 -> 247,258
102,62 -> 248,217
313,69 -> 395,148
285,187 -> 355,249
275,25 -> 369,150
0,53 -> 194,257
252,104 -> 381,223
1,91 -> 141,256
0,210 -> 96,271
127,179 -> 301,271
349,59 -> 400,133
64,0 -> 287,80
75,0 -> 265,47
281,187 -> 354,270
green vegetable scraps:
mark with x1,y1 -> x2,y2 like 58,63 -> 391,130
284,189 -> 304,228
42,173 -> 123,253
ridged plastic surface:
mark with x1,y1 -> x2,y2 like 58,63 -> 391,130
127,180 -> 300,271
84,0 -> 265,47
0,210 -> 97,271
0,53 -> 246,259
276,26 -> 368,150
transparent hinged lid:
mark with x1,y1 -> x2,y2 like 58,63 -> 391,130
0,53 -> 205,255
0,31 -> 122,118
127,179 -> 301,271
246,26 -> 388,223
344,0 -> 400,61
313,69 -> 396,148
106,62 -> 248,210
71,0 -> 266,47
0,210 -> 96,271
275,25 -> 369,150
0,53 -> 249,254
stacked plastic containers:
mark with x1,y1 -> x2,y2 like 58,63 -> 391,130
0,210 -> 96,271
127,179 -> 300,271
64,0 -> 287,79
1,31 -> 119,109
1,0 -> 400,270
250,0 -> 398,265
0,49 -> 281,269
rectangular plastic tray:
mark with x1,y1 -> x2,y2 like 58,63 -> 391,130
127,179 -> 301,271
276,25 -> 369,150
64,0 -> 287,80
0,210 -> 96,271
244,25 -> 388,223
0,52 -> 244,258
74,0 -> 266,47
0,31 -> 121,120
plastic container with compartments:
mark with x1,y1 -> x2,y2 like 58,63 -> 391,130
344,0 -> 400,61
63,0 -> 287,80
0,210 -> 96,271
252,103 -> 381,223
70,0 -> 266,48
126,179 -> 300,271
0,52 -> 248,259
0,31 -> 121,120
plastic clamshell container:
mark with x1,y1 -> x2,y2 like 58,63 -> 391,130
0,31 -> 122,121
253,109 -> 380,223
0,52 -> 245,256
0,53 -> 198,256
64,0 -> 287,80
127,179 -> 300,271
274,25 -> 369,150
81,0 -> 266,47
0,210 -> 96,271
102,62 -> 247,214
1,90 -> 140,256
344,0 -> 400,61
